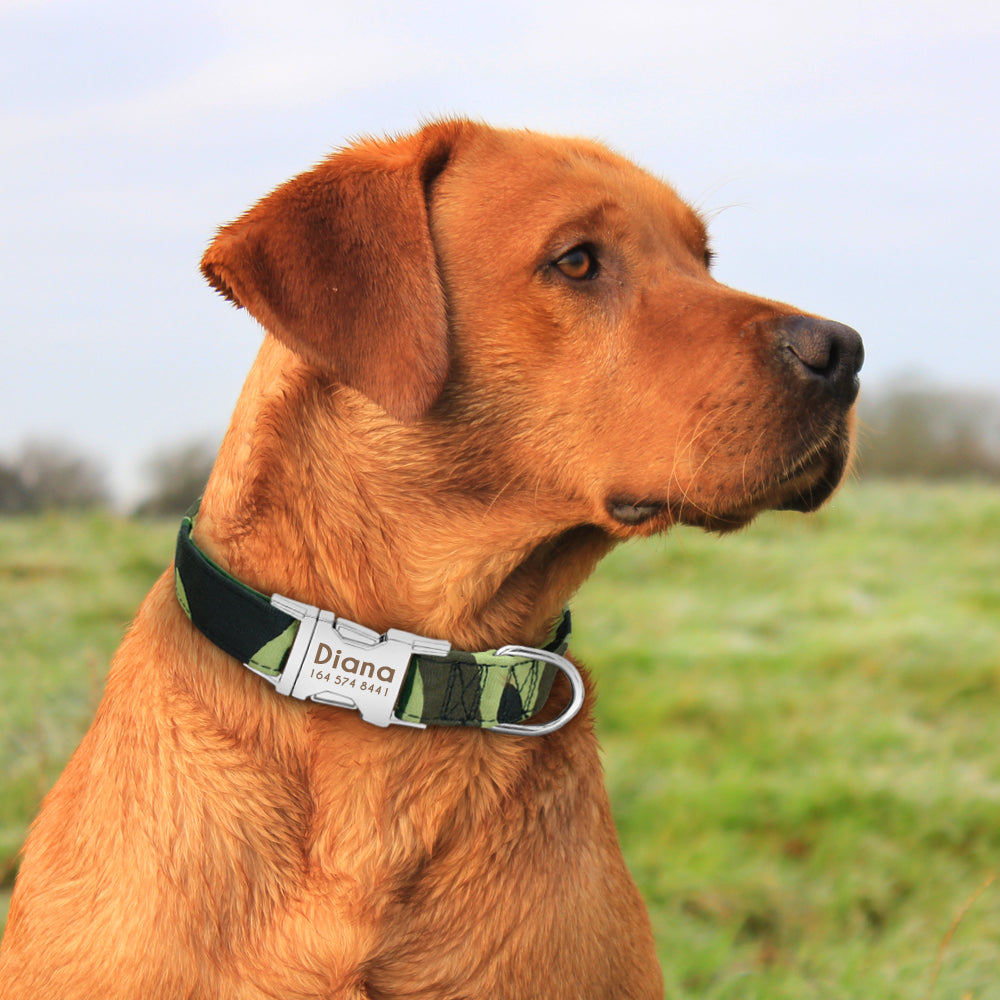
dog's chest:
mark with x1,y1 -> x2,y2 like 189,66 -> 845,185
301,730 -> 663,999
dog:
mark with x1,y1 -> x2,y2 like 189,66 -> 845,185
0,119 -> 861,998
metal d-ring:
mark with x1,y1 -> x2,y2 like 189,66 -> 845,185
488,646 -> 586,736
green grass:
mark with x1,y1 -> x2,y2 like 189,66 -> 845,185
0,514 -> 177,876
574,481 -> 1000,998
2,482 -> 998,997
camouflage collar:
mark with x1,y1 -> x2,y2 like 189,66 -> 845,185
173,508 -> 582,735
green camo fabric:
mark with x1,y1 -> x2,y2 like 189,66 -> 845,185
396,647 -> 560,728
174,510 -> 569,728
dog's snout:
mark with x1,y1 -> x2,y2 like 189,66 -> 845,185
775,316 -> 864,405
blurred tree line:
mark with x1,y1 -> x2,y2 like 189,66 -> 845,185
2,382 -> 998,516
0,439 -> 216,516
856,379 -> 1000,480
0,441 -> 110,514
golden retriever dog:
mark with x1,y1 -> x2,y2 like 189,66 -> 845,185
0,119 -> 862,998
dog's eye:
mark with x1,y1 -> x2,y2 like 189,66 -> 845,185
554,245 -> 599,281
703,246 -> 715,270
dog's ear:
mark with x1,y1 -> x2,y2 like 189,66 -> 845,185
201,120 -> 472,422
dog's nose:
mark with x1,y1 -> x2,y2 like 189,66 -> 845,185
775,315 -> 864,405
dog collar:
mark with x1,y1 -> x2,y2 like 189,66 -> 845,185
173,509 -> 583,735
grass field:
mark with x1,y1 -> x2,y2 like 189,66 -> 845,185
1,481 -> 998,997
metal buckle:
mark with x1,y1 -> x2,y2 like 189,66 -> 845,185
262,595 -> 450,728
488,646 -> 586,736
254,596 -> 583,736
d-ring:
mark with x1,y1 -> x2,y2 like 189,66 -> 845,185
489,647 -> 585,736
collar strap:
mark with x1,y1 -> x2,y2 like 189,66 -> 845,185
173,510 -> 581,734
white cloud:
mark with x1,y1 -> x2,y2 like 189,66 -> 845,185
2,0 -> 1000,497
6,0 -> 998,155
0,0 -> 55,11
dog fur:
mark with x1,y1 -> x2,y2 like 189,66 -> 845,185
0,119 -> 861,999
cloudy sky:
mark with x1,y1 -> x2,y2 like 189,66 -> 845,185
3,0 -> 998,502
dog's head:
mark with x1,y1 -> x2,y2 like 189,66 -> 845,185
202,120 -> 862,541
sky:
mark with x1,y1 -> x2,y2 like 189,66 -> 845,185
2,0 -> 999,504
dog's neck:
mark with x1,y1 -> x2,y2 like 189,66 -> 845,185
194,339 -> 613,653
